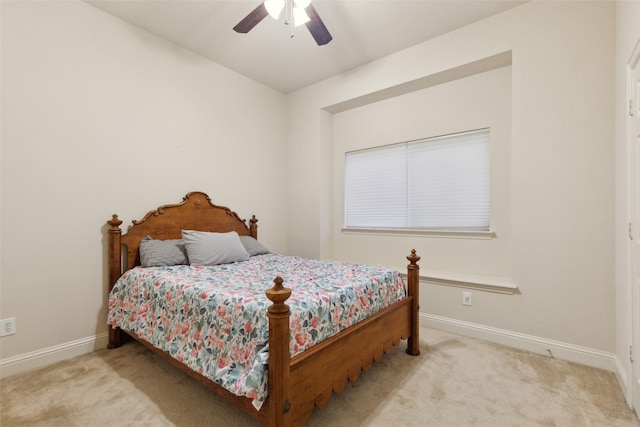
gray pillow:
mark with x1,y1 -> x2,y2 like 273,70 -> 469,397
182,230 -> 250,266
139,236 -> 188,267
239,236 -> 271,256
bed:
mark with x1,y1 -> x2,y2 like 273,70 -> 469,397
106,191 -> 420,426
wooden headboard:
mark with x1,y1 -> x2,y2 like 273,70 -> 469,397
107,191 -> 257,291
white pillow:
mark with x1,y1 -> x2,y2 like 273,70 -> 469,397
181,230 -> 250,266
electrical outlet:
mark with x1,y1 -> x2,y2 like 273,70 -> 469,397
0,317 -> 16,337
462,292 -> 472,306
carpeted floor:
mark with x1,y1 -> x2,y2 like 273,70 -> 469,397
1,327 -> 639,426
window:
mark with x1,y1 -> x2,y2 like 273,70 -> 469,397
344,129 -> 490,232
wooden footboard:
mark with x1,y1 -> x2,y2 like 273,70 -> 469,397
106,192 -> 421,426
264,250 -> 420,426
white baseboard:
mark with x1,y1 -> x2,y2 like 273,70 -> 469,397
421,313 -> 620,374
0,332 -> 109,379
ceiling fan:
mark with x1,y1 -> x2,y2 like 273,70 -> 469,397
233,0 -> 332,46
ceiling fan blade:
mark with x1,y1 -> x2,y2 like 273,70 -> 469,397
305,4 -> 332,46
233,3 -> 269,33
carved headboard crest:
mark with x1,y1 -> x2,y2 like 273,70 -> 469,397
107,192 -> 258,289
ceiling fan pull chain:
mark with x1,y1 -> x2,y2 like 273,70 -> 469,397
285,0 -> 291,26
288,0 -> 295,37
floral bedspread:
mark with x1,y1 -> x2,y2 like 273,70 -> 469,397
107,254 -> 406,404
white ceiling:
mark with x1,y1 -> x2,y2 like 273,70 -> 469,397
86,0 -> 525,93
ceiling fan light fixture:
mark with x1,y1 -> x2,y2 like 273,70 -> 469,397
234,0 -> 331,46
293,6 -> 310,26
264,0 -> 285,19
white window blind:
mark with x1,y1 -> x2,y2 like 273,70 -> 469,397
344,129 -> 490,231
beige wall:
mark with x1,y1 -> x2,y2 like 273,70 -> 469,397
288,1 -> 616,353
0,1 -> 288,363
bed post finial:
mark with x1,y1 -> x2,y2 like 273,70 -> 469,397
249,215 -> 258,239
266,276 -> 292,426
406,249 -> 421,356
266,276 -> 291,309
407,249 -> 420,265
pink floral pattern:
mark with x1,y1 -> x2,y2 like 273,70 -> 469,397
108,254 -> 406,403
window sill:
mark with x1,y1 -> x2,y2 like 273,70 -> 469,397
341,227 -> 496,240
402,269 -> 519,295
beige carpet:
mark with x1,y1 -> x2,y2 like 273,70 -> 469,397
1,327 -> 639,426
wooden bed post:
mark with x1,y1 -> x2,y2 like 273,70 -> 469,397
107,214 -> 123,349
266,276 -> 292,427
249,215 -> 258,239
406,249 -> 421,356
